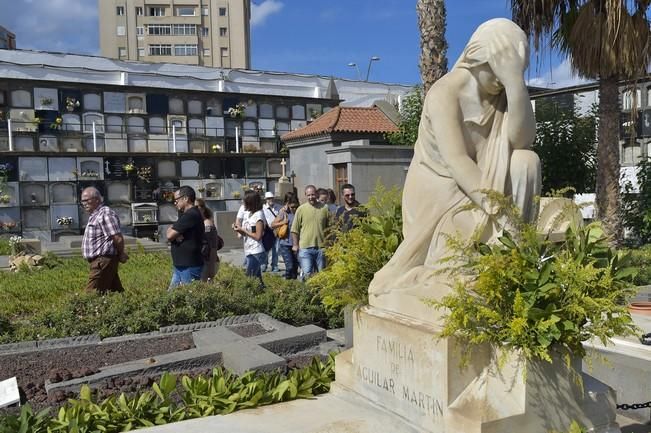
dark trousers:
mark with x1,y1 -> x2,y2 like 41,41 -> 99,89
85,255 -> 124,295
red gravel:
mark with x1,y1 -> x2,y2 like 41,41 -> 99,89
0,333 -> 194,411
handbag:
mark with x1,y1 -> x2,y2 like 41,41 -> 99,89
272,210 -> 289,239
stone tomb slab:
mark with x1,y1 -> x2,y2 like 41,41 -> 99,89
43,314 -> 329,395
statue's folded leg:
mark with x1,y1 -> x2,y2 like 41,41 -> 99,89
510,149 -> 541,223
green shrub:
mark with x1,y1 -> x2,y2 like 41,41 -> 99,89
0,238 -> 10,256
626,244 -> 651,286
309,183 -> 403,319
1,263 -> 331,343
0,354 -> 336,433
622,158 -> 651,245
432,194 -> 638,363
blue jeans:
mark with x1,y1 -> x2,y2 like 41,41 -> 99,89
169,265 -> 203,290
262,238 -> 279,271
297,247 -> 325,279
279,244 -> 298,279
246,252 -> 267,287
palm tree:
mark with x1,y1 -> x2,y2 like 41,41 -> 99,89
511,0 -> 650,243
417,0 -> 448,93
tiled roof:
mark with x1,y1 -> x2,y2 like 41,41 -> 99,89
282,106 -> 399,141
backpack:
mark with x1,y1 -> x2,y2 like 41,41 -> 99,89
262,226 -> 275,251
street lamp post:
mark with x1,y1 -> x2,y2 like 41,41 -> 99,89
347,62 -> 361,80
365,56 -> 380,81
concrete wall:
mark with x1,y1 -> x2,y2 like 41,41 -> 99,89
287,141 -> 333,198
326,145 -> 413,203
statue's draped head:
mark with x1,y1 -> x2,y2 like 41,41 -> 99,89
453,18 -> 529,72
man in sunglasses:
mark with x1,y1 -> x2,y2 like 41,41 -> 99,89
166,186 -> 204,289
335,184 -> 366,232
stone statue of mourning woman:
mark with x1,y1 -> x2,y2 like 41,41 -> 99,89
369,18 -> 542,322
335,19 -> 618,433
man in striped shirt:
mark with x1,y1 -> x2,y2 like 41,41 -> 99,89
81,187 -> 129,294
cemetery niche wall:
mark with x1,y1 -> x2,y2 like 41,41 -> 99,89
0,81 -> 316,241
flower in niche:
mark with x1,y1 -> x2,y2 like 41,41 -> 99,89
65,97 -> 80,112
227,103 -> 246,119
56,216 -> 74,226
0,194 -> 11,204
50,117 -> 63,130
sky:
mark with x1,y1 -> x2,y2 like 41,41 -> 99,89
0,0 -> 585,88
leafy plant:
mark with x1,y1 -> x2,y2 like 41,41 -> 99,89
385,86 -> 423,147
533,101 -> 597,195
0,355 -> 336,433
621,158 -> 651,245
431,193 -> 638,363
309,183 -> 403,316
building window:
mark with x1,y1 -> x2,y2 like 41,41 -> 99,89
219,27 -> 227,36
136,26 -> 144,36
202,7 -> 209,16
149,6 -> 165,16
202,27 -> 209,37
116,6 -> 125,15
219,7 -> 227,16
172,24 -> 196,35
148,24 -> 172,35
220,47 -> 228,57
135,6 -> 143,16
175,44 -> 198,56
116,26 -> 126,36
138,47 -> 145,57
118,47 -> 127,58
176,7 -> 195,16
149,44 -> 172,56
203,48 -> 211,56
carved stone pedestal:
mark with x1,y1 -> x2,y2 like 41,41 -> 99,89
335,306 -> 620,433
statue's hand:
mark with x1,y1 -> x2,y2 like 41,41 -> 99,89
487,34 -> 527,88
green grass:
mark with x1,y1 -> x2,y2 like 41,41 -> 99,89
0,249 -> 341,343
0,238 -> 10,255
0,249 -> 173,320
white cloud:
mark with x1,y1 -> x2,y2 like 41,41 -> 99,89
251,0 -> 284,27
527,58 -> 590,89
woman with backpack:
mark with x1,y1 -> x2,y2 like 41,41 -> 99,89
195,198 -> 221,282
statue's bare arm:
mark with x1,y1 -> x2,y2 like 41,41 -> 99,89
488,35 -> 535,149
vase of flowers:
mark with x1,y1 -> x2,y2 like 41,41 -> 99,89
64,97 -> 80,112
227,103 -> 246,120
123,162 -> 135,174
50,117 -> 63,131
57,216 -> 74,226
0,194 -> 11,204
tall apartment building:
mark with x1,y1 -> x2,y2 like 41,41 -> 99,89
99,0 -> 250,68
0,26 -> 16,50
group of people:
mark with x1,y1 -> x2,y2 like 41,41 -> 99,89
234,183 -> 365,285
79,181 -> 365,294
80,185 -> 221,294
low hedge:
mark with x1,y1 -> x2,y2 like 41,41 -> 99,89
1,263 -> 342,344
